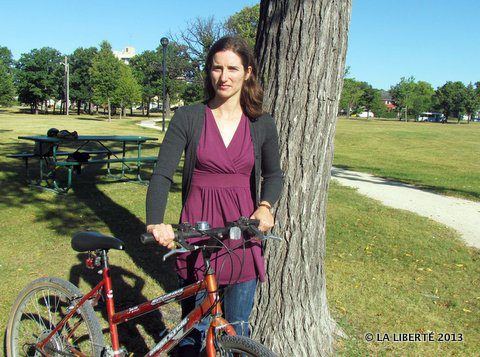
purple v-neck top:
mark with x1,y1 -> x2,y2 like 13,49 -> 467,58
176,107 -> 264,284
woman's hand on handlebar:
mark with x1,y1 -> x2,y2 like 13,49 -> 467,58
250,203 -> 274,232
146,223 -> 176,249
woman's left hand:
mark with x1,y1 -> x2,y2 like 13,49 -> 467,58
250,204 -> 274,232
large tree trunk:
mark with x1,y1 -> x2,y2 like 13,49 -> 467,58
251,1 -> 351,355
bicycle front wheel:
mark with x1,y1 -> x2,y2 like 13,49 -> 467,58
6,276 -> 104,357
215,335 -> 277,357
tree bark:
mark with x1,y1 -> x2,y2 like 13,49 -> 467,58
252,1 -> 351,355
107,97 -> 111,122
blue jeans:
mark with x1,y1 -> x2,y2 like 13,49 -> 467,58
177,277 -> 257,356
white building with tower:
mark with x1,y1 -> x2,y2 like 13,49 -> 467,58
113,46 -> 136,64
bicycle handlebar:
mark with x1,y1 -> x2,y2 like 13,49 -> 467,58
141,217 -> 281,260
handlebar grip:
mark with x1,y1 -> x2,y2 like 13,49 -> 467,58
248,219 -> 260,227
140,233 -> 156,245
140,231 -> 202,247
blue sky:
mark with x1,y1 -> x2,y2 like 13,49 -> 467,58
347,0 -> 480,89
1,0 -> 478,90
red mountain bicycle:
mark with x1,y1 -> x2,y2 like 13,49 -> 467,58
6,217 -> 280,356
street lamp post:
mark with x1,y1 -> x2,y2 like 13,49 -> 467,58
160,37 -> 169,131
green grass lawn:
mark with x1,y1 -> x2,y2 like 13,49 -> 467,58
0,110 -> 478,355
334,117 -> 480,201
326,182 -> 479,356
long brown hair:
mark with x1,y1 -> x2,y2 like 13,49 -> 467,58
204,36 -> 264,119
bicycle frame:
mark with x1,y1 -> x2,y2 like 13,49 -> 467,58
35,250 -> 236,357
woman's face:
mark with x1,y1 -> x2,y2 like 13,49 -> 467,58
209,50 -> 252,102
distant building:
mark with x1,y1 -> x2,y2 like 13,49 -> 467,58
113,46 -> 136,64
381,90 -> 396,111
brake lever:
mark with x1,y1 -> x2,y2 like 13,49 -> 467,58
163,247 -> 191,261
254,233 -> 283,242
263,234 -> 283,241
247,224 -> 283,242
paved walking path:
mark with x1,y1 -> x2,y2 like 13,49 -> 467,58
138,119 -> 164,131
331,167 -> 480,249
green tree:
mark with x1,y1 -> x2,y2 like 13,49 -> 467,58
160,41 -> 195,113
0,63 -> 16,106
182,81 -> 204,105
390,76 -> 416,121
463,83 -> 480,122
435,81 -> 467,120
339,78 -> 364,116
0,46 -> 15,68
225,4 -> 260,48
112,62 -> 142,118
411,81 -> 435,116
130,50 -> 162,116
15,47 -> 63,114
0,47 -> 15,106
90,41 -> 121,121
358,82 -> 380,118
69,47 -> 98,114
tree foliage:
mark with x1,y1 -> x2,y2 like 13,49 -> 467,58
435,81 -> 468,119
15,47 -> 63,113
339,78 -> 364,116
130,50 -> 161,114
224,4 -> 260,49
463,83 -> 480,121
390,76 -> 434,120
90,41 -> 121,120
0,46 -> 15,106
359,82 -> 383,117
0,46 -> 15,68
159,41 -> 193,108
69,47 -> 98,114
113,62 -> 142,117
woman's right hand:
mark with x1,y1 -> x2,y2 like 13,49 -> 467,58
147,223 -> 176,249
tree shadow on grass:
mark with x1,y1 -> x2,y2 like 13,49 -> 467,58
0,142 -> 182,353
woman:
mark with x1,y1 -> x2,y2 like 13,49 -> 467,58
146,36 -> 283,355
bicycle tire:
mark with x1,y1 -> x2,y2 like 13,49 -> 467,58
6,276 -> 104,357
215,335 -> 277,357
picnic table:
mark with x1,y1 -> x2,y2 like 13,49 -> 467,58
8,135 -> 158,193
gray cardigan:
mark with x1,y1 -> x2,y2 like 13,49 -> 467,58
146,103 -> 283,225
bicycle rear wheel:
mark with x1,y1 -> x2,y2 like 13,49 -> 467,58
215,335 -> 277,357
6,276 -> 104,357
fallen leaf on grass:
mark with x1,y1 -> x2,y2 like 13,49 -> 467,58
463,308 -> 472,313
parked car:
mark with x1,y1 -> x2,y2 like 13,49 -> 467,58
357,111 -> 374,118
416,112 -> 444,122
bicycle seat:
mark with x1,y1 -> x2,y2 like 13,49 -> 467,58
72,231 -> 125,252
